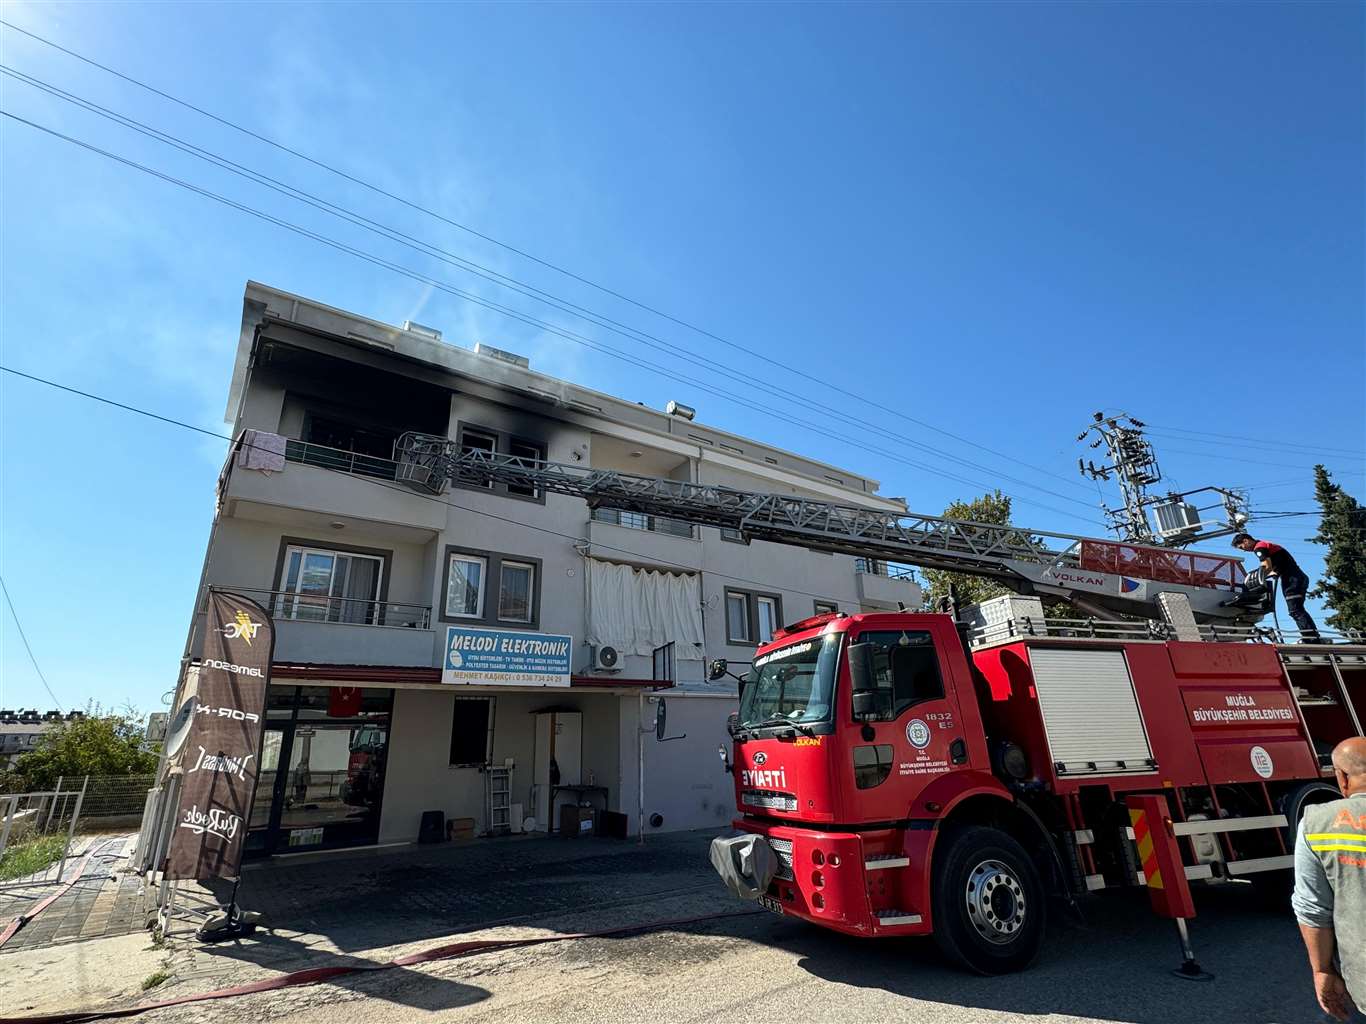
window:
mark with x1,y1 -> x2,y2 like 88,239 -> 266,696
724,589 -> 783,645
756,596 -> 779,643
720,528 -> 748,544
507,440 -> 544,498
852,630 -> 945,721
456,422 -> 546,502
460,428 -> 497,489
449,697 -> 493,766
303,413 -> 397,461
441,546 -> 542,627
738,631 -> 842,728
277,544 -> 385,624
445,554 -> 486,618
725,592 -> 750,643
814,601 -> 839,616
498,561 -> 535,622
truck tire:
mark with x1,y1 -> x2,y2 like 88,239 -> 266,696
930,824 -> 1046,975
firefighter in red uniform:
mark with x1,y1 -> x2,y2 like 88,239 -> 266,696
1232,533 -> 1321,642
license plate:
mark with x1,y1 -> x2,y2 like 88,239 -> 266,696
756,895 -> 784,915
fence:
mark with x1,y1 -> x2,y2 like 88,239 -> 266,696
0,778 -> 86,890
0,773 -> 155,820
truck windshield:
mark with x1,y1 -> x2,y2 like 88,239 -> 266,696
738,632 -> 842,728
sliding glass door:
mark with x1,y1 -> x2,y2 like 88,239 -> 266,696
277,545 -> 384,624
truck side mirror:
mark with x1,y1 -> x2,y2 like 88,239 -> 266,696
848,642 -> 878,720
707,659 -> 729,682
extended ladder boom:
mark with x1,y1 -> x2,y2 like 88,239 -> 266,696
395,434 -> 1253,623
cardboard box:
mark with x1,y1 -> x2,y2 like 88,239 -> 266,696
559,804 -> 595,838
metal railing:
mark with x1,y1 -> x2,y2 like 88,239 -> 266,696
0,777 -> 86,892
967,616 -> 1162,646
855,558 -> 919,582
590,506 -> 694,539
284,439 -> 400,481
968,615 -> 1366,649
233,588 -> 432,629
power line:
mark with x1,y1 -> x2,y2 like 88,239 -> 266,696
0,365 -> 922,607
1145,424 -> 1364,458
0,66 -> 1098,512
1144,429 -> 1365,461
0,575 -> 64,711
0,18 -> 1097,498
1159,446 -> 1366,473
0,108 -> 1097,523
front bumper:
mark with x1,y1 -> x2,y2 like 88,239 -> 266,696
712,820 -> 929,938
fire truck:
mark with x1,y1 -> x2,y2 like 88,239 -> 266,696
397,436 -> 1366,975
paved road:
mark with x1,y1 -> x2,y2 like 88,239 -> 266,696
7,831 -> 1331,1023
163,869 -> 1324,1023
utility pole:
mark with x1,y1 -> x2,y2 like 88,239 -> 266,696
1078,412 -> 1249,547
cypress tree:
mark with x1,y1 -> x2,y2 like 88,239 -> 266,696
1308,464 -> 1366,632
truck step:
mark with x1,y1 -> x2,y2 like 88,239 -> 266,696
874,908 -> 923,927
864,855 -> 910,871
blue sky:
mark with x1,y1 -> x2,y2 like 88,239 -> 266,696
1,2 -> 1362,715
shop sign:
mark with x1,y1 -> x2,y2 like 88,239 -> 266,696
443,626 -> 573,687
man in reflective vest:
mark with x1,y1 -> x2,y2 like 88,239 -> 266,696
1293,736 -> 1366,1020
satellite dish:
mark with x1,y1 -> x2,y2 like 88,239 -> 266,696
522,816 -> 537,833
164,697 -> 198,759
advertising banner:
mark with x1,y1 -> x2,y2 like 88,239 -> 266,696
443,625 -> 573,687
164,591 -> 274,880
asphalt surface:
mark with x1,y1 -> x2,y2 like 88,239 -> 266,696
4,831 -> 1338,1024
160,873 -> 1327,1024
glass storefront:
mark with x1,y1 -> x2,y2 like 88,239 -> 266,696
246,686 -> 393,856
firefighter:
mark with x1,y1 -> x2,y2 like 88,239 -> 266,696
1231,533 -> 1322,642
1292,736 -> 1366,1020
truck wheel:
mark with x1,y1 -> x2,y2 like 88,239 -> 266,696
931,825 -> 1046,975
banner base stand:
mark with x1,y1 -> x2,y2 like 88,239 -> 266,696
198,905 -> 262,942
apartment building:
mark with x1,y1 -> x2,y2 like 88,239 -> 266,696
186,281 -> 920,856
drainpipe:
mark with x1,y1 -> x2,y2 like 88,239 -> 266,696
637,690 -> 646,845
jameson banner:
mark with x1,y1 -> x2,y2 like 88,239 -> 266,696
164,591 -> 274,880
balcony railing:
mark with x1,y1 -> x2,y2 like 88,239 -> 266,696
232,588 -> 431,629
284,439 -> 400,481
590,507 -> 694,539
855,558 -> 919,582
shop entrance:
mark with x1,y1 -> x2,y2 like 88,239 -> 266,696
247,686 -> 393,856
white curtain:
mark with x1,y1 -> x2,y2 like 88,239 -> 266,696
587,560 -> 704,660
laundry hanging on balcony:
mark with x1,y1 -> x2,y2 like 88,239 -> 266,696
587,559 -> 704,659
237,429 -> 287,473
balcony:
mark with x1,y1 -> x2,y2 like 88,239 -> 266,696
855,559 -> 923,610
219,437 -> 447,534
586,508 -> 702,571
590,507 -> 694,539
197,589 -> 438,667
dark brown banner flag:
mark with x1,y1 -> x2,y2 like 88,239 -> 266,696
165,591 -> 274,880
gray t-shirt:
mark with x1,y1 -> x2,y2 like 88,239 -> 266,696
1292,793 -> 1366,1008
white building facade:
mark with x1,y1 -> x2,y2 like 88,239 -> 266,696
182,282 -> 920,855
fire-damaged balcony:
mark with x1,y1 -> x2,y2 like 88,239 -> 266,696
219,437 -> 448,534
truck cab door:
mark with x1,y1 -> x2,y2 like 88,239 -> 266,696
843,622 -> 972,821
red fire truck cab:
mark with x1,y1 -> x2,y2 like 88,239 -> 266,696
710,607 -> 1365,974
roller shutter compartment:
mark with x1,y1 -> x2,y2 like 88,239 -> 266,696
1027,648 -> 1155,776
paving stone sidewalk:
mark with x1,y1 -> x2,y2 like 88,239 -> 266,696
0,834 -> 150,952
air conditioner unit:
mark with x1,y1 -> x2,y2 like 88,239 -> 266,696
592,645 -> 621,672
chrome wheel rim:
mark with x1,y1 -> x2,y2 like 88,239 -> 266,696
965,858 -> 1026,945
